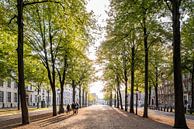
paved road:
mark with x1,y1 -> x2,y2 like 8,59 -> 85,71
13,105 -> 172,129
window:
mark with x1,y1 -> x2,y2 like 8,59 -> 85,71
7,92 -> 11,102
7,79 -> 11,88
14,93 -> 17,102
0,91 -> 4,102
0,79 -> 3,87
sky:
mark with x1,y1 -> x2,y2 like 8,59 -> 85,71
86,0 -> 110,99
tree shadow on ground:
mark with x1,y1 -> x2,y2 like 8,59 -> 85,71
0,112 -> 75,129
114,108 -> 173,129
38,113 -> 74,127
0,112 -> 52,129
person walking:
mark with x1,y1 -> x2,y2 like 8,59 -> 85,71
71,102 -> 76,115
66,104 -> 70,114
75,102 -> 79,114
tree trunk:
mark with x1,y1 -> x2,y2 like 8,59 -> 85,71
118,87 -> 123,109
37,85 -> 40,109
130,46 -> 135,113
116,90 -> 119,108
143,11 -> 148,118
58,55 -> 67,114
47,90 -> 49,108
155,66 -> 159,108
124,66 -> 128,111
114,93 -> 116,107
110,91 -> 112,106
79,85 -> 81,108
148,85 -> 151,106
122,49 -> 128,111
82,88 -> 85,107
117,74 -> 123,109
85,92 -> 88,106
172,1 -> 188,128
59,82 -> 64,114
17,0 -> 29,124
52,86 -> 57,116
72,80 -> 76,103
17,85 -> 20,110
49,8 -> 57,116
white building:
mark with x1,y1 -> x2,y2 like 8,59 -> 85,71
0,78 -> 80,108
0,78 -> 18,108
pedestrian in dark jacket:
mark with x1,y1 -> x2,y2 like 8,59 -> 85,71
71,102 -> 76,114
66,104 -> 70,114
75,102 -> 79,114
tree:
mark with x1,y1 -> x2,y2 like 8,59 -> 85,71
107,0 -> 164,116
97,39 -> 125,110
25,57 -> 48,109
67,54 -> 93,104
164,0 -> 189,128
57,53 -> 68,113
148,44 -> 167,108
181,16 -> 194,111
16,0 -> 29,124
25,4 -> 63,116
25,0 -> 91,115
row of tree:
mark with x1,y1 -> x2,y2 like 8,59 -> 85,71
98,0 -> 193,129
0,0 -> 94,125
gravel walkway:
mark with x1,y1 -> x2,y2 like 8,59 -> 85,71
12,105 -> 173,129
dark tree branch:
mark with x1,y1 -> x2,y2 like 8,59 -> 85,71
8,15 -> 17,25
164,0 -> 173,13
56,68 -> 62,83
23,0 -> 60,7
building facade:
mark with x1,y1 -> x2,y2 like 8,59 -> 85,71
150,73 -> 192,108
0,78 -> 18,108
0,78 -> 80,108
